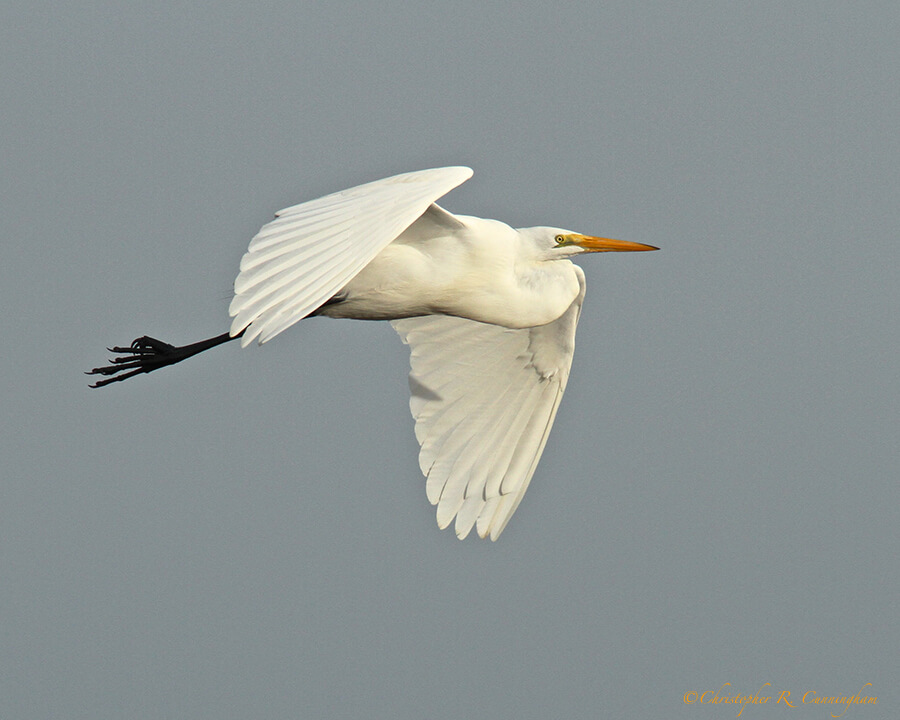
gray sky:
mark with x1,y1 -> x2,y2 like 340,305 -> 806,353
2,1 -> 898,718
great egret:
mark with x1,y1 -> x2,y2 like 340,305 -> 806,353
89,167 -> 657,540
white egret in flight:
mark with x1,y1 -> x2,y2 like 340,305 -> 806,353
89,167 -> 657,540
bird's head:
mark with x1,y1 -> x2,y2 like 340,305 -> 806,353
528,227 -> 658,259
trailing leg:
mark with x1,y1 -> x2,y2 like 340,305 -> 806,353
87,330 -> 243,388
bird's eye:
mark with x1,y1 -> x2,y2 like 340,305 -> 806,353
555,235 -> 565,245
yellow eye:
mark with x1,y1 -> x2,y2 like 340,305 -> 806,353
555,235 -> 565,245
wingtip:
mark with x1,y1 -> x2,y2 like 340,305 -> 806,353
453,166 -> 474,183
424,165 -> 473,185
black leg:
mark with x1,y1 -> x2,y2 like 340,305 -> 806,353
87,330 -> 243,388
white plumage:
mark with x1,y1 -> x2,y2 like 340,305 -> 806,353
227,167 -> 656,540
91,167 -> 656,540
230,167 -> 474,345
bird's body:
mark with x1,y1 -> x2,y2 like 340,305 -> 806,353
90,167 -> 657,540
318,213 -> 581,328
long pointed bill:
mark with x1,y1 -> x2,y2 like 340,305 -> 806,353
573,235 -> 659,252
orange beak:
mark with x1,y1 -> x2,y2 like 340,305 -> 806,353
573,235 -> 659,252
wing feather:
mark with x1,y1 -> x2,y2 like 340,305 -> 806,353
454,495 -> 485,539
230,166 -> 473,346
433,377 -> 536,533
393,267 -> 585,540
428,368 -> 527,509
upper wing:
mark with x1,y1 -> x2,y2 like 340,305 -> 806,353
229,166 -> 473,346
392,267 -> 586,540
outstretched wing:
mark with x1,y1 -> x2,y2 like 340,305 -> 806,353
230,166 -> 473,346
392,267 -> 586,540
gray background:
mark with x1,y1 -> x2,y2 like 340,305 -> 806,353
2,1 -> 897,718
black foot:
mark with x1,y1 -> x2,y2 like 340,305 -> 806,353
87,330 -> 240,388
87,335 -> 188,388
